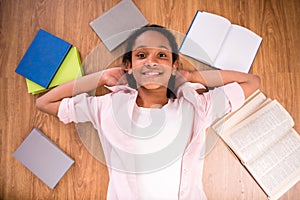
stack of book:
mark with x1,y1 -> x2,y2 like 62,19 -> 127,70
15,29 -> 83,94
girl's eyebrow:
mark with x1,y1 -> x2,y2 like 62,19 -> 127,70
133,45 -> 171,51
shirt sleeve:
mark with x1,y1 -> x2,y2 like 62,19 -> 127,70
57,93 -> 102,127
203,82 -> 245,125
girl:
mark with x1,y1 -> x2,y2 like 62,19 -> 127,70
36,25 -> 260,199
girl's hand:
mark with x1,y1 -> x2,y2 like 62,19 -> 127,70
177,69 -> 197,83
100,66 -> 127,87
176,69 -> 203,85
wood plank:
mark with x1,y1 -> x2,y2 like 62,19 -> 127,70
0,0 -> 299,199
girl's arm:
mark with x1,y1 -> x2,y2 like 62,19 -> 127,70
36,67 -> 125,116
178,69 -> 261,98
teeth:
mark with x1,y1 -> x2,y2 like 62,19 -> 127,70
142,72 -> 161,75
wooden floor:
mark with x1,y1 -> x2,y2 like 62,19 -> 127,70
1,0 -> 299,199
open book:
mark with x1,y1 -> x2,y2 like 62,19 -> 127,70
210,90 -> 300,200
179,11 -> 262,73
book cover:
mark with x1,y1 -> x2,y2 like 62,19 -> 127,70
15,29 -> 72,88
26,47 -> 83,94
13,128 -> 74,189
90,0 -> 149,51
179,11 -> 262,73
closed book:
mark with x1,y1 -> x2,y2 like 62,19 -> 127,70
15,29 -> 71,88
90,0 -> 148,51
13,128 -> 74,189
26,47 -> 83,94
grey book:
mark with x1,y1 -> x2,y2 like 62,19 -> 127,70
90,0 -> 148,51
13,128 -> 74,189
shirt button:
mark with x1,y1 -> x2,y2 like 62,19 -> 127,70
180,190 -> 184,196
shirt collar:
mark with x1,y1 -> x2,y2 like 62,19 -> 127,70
105,85 -> 137,94
105,82 -> 207,96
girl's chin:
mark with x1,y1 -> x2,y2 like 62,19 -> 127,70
138,83 -> 166,90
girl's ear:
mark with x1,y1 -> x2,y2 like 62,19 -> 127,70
172,60 -> 179,76
124,60 -> 133,74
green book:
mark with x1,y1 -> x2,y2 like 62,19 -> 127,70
26,47 -> 83,94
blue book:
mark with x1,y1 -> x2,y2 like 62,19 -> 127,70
15,29 -> 71,88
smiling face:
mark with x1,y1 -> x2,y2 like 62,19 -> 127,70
128,30 -> 177,90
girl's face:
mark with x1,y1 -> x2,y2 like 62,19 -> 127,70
128,30 -> 177,90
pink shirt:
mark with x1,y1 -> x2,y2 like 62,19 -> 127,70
58,82 -> 244,200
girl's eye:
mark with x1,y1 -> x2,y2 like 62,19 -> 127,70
137,53 -> 146,58
158,53 -> 167,58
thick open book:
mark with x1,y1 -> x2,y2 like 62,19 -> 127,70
179,11 -> 262,73
210,90 -> 300,200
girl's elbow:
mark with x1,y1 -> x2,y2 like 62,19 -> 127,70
36,97 -> 46,111
36,97 -> 58,115
241,74 -> 261,98
252,74 -> 261,90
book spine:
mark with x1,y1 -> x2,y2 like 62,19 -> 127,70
179,10 -> 201,51
46,45 -> 72,88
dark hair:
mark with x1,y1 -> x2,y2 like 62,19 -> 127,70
122,24 -> 179,98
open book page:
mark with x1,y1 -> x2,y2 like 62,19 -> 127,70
179,36 -> 212,66
238,118 -> 292,164
246,128 -> 300,199
179,11 -> 231,65
214,25 -> 262,73
212,91 -> 267,134
221,100 -> 294,163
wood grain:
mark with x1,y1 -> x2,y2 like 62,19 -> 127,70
0,0 -> 299,199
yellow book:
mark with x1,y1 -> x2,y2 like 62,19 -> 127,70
26,47 -> 83,94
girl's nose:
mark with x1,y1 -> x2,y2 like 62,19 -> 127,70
144,54 -> 158,67
145,63 -> 158,69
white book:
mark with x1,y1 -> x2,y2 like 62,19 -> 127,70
90,0 -> 149,51
179,11 -> 262,73
13,128 -> 74,189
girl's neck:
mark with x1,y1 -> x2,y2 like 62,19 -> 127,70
136,87 -> 168,108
